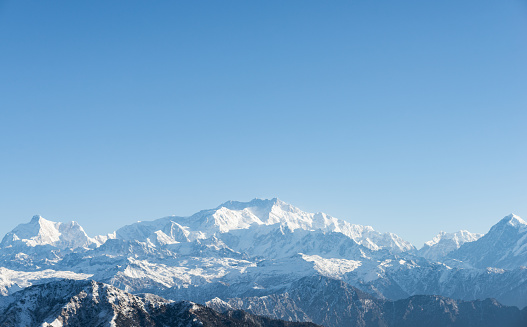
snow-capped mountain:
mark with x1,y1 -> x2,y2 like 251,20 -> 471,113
448,214 -> 527,269
0,279 -> 317,327
116,198 -> 415,253
1,200 -> 527,326
0,215 -> 100,250
418,230 -> 483,261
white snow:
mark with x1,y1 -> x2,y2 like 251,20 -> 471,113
419,230 -> 483,261
301,254 -> 361,278
0,215 -> 100,249
114,198 -> 415,254
0,267 -> 92,296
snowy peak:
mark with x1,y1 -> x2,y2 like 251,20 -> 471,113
211,197 -> 307,231
211,198 -> 351,234
418,230 -> 483,261
448,214 -> 527,269
1,215 -> 61,247
213,198 -> 342,231
496,214 -> 527,229
115,198 -> 415,254
0,215 -> 98,250
213,199 -> 415,254
424,230 -> 482,248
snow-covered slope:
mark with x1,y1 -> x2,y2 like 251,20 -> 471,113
0,267 -> 92,296
418,230 -> 483,261
448,214 -> 527,269
116,198 -> 415,254
162,252 -> 527,309
0,215 -> 99,250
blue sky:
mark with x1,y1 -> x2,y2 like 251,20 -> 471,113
0,0 -> 526,246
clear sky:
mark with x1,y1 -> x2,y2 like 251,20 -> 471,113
0,0 -> 526,247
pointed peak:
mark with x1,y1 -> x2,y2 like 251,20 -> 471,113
28,215 -> 58,227
499,214 -> 526,228
0,215 -> 95,249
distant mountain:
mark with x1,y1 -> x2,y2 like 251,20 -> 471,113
0,215 -> 100,250
207,275 -> 527,327
0,215 -> 104,269
448,214 -> 527,269
116,198 -> 416,253
418,230 -> 483,261
0,279 -> 318,327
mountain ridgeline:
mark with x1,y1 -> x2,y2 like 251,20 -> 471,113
1,198 -> 526,327
0,280 -> 318,327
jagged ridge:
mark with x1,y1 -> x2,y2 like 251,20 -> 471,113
0,279 -> 318,327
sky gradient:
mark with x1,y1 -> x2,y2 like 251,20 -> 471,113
0,0 -> 526,246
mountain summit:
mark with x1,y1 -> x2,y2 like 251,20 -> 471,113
116,198 -> 415,253
497,213 -> 527,228
448,214 -> 527,269
418,230 -> 483,261
0,215 -> 99,250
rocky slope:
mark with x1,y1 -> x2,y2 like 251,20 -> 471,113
207,275 -> 527,327
0,279 -> 318,327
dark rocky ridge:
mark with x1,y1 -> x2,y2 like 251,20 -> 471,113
0,280 -> 318,327
207,275 -> 527,327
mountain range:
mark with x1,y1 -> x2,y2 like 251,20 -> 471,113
0,279 -> 317,327
1,198 -> 526,326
